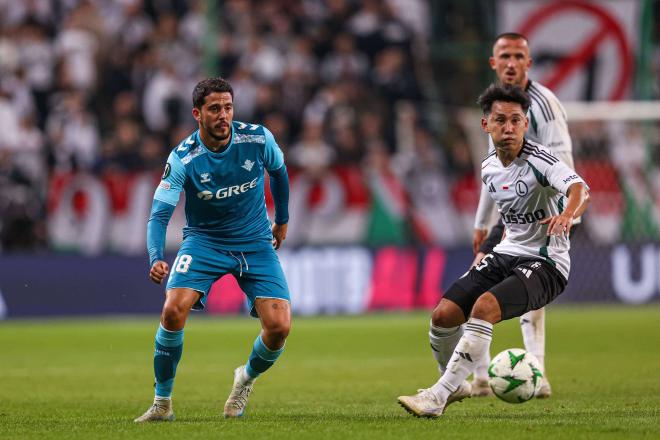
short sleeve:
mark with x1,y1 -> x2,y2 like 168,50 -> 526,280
262,127 -> 285,171
545,160 -> 588,196
153,151 -> 186,206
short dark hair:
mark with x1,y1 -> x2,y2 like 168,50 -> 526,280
477,83 -> 531,115
494,32 -> 528,44
192,77 -> 234,108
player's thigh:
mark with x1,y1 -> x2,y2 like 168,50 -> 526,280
489,260 -> 566,321
443,253 -> 511,320
236,248 -> 290,318
166,239 -> 234,310
483,275 -> 528,321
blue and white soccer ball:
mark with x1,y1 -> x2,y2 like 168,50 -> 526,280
488,348 -> 543,403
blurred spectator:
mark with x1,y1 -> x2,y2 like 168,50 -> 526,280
142,62 -> 186,132
16,19 -> 55,126
54,5 -> 101,92
289,119 -> 335,175
320,33 -> 369,83
95,118 -> 143,172
46,90 -> 100,171
0,88 -> 21,151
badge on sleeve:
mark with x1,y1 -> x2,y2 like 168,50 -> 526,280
162,163 -> 171,179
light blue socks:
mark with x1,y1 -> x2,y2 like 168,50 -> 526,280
153,324 -> 184,398
245,335 -> 284,379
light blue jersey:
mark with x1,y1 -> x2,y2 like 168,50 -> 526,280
154,121 -> 284,251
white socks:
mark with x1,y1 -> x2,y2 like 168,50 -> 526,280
431,318 -> 493,401
473,348 -> 491,381
520,308 -> 545,372
429,321 -> 464,374
240,366 -> 256,386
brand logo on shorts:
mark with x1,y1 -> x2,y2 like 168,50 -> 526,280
518,267 -> 533,278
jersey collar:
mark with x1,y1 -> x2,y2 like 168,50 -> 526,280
195,127 -> 235,156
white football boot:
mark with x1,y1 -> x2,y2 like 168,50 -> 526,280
224,365 -> 254,418
470,378 -> 494,397
398,381 -> 471,418
536,376 -> 552,398
134,398 -> 174,423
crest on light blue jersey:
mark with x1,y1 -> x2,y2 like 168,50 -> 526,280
242,159 -> 255,171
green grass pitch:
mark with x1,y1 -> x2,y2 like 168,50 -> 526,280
1,305 -> 659,439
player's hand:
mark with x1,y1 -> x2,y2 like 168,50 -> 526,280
472,228 -> 488,254
471,251 -> 486,268
540,213 -> 573,237
149,260 -> 170,284
272,223 -> 288,250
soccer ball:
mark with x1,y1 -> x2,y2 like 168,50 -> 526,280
488,348 -> 543,403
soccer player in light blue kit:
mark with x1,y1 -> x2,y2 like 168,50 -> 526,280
135,78 -> 291,422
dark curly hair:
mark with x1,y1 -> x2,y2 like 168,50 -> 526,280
477,83 -> 531,115
192,77 -> 234,108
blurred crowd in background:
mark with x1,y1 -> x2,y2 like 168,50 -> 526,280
0,0 -> 659,253
0,0 -> 481,252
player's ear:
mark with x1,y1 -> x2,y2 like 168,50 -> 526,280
527,56 -> 532,70
481,117 -> 489,132
192,106 -> 201,122
489,56 -> 496,70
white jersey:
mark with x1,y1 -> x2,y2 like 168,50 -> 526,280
476,80 -> 575,229
481,139 -> 587,280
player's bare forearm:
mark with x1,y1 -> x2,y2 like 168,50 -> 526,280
472,228 -> 488,254
564,182 -> 590,219
540,182 -> 589,236
272,223 -> 288,250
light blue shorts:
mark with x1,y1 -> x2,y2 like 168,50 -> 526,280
166,238 -> 290,317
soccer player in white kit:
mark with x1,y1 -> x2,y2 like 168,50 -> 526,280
470,33 -> 576,398
397,84 -> 589,418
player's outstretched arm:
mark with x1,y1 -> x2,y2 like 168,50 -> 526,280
268,165 -> 289,250
540,182 -> 589,236
147,199 -> 175,283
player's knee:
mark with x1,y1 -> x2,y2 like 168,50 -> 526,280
161,303 -> 187,329
265,321 -> 290,341
471,293 -> 501,324
431,302 -> 464,328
